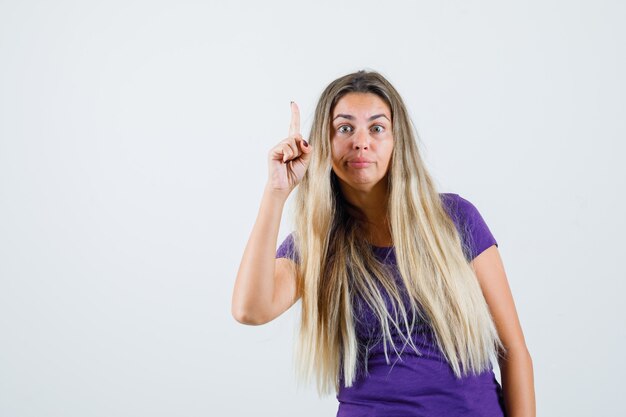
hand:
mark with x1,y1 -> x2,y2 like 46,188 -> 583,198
267,101 -> 312,194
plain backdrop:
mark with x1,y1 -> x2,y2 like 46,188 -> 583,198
1,1 -> 624,416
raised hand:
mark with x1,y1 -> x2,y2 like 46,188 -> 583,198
267,101 -> 312,195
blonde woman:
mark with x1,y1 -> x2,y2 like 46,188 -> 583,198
232,70 -> 535,417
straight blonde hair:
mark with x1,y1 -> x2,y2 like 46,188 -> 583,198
291,70 -> 505,396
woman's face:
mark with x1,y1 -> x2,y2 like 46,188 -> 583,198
330,92 -> 394,193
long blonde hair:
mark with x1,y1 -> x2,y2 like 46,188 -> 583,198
291,70 -> 504,396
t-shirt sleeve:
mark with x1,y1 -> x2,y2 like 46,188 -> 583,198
275,232 -> 300,264
445,193 -> 498,261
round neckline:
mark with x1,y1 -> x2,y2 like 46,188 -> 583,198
369,243 -> 394,250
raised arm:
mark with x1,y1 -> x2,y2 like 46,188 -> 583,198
231,102 -> 311,325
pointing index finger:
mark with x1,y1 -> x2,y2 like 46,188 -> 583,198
289,101 -> 300,137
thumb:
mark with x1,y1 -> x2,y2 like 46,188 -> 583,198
298,139 -> 312,163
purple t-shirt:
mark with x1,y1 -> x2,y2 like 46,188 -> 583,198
276,193 -> 505,417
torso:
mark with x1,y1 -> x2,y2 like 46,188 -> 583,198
336,193 -> 506,417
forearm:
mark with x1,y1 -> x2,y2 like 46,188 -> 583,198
231,185 -> 289,324
499,347 -> 536,417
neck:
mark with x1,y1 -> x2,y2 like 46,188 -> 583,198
337,177 -> 391,245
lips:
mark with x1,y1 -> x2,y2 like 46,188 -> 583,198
347,157 -> 373,169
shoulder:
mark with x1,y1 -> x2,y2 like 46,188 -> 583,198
439,192 -> 498,261
439,191 -> 473,211
439,192 -> 484,223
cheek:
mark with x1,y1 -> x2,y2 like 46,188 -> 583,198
383,144 -> 394,165
330,141 -> 342,162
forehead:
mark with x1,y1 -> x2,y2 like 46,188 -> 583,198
332,92 -> 391,119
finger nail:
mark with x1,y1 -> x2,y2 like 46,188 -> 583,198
303,140 -> 309,147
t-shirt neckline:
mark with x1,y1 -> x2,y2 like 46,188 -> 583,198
369,243 -> 394,250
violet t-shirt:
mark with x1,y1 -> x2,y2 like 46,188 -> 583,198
275,193 -> 505,417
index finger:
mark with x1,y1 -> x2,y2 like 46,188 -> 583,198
289,101 -> 300,137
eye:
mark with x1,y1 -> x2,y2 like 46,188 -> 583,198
338,125 -> 353,134
371,125 -> 385,133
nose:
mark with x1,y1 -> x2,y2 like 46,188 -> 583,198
352,128 -> 370,150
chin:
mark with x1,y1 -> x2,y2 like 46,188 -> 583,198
333,169 -> 385,190
345,178 -> 384,192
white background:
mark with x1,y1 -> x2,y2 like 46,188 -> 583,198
1,1 -> 624,416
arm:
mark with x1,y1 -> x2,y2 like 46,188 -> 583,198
471,245 -> 536,417
231,101 -> 311,326
231,185 -> 289,325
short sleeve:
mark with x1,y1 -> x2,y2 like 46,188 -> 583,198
442,193 -> 498,261
275,232 -> 300,264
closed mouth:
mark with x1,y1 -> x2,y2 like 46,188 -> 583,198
348,161 -> 373,168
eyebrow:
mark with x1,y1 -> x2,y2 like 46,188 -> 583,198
333,114 -> 390,122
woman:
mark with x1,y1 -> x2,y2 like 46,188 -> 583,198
232,70 -> 535,416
